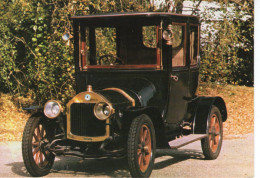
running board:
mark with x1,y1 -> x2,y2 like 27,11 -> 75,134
168,134 -> 207,149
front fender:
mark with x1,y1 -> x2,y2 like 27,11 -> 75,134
192,96 -> 227,134
22,105 -> 43,111
122,106 -> 168,148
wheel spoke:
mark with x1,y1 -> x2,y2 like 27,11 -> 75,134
32,142 -> 39,148
142,153 -> 146,165
209,140 -> 213,149
36,126 -> 41,140
139,127 -> 144,142
210,115 -> 216,130
214,135 -> 218,145
43,130 -> 47,139
215,121 -> 220,131
145,132 -> 151,145
42,150 -> 49,158
35,151 -> 40,165
40,152 -> 44,165
137,148 -> 142,156
40,125 -> 45,138
215,132 -> 220,135
138,153 -> 143,167
138,144 -> 142,149
211,116 -> 216,125
33,147 -> 40,156
143,129 -> 148,141
33,132 -> 39,142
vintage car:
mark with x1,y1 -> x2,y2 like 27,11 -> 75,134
22,12 -> 227,177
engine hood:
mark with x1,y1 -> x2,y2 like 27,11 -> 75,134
67,87 -> 135,111
87,77 -> 157,107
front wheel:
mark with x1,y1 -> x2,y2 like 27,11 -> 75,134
22,116 -> 55,176
201,106 -> 223,160
127,114 -> 156,177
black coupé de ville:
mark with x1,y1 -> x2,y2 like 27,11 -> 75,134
22,12 -> 227,177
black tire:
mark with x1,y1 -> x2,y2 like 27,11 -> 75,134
127,114 -> 156,177
201,106 -> 223,160
22,116 -> 55,176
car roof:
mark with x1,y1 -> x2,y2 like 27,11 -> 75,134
71,12 -> 199,22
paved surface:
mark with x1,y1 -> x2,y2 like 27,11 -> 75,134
0,134 -> 254,177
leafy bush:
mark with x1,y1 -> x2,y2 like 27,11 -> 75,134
0,0 -> 75,103
199,0 -> 253,86
0,0 -> 254,105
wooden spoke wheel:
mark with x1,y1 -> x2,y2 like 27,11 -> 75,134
127,114 -> 156,177
208,114 -> 221,153
138,125 -> 152,172
201,106 -> 223,160
22,116 -> 55,176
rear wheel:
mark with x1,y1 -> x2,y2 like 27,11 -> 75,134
201,106 -> 223,160
127,114 -> 156,177
22,116 -> 55,176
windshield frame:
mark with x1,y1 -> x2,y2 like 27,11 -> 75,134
79,21 -> 162,71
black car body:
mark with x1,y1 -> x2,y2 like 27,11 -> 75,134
22,12 -> 227,177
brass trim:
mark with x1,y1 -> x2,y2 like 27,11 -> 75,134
103,88 -> 135,107
66,91 -> 113,142
94,102 -> 114,120
67,119 -> 110,142
87,85 -> 93,92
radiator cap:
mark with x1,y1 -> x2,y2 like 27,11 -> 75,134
87,85 -> 92,92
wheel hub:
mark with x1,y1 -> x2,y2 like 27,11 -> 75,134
143,146 -> 149,153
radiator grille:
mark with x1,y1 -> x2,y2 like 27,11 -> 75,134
70,103 -> 106,137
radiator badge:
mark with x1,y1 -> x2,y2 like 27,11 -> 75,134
85,94 -> 91,101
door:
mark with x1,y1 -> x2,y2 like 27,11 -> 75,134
189,24 -> 200,98
166,23 -> 189,124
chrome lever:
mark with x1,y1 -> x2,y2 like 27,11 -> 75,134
171,75 -> 178,82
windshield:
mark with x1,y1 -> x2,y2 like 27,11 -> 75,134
79,23 -> 161,69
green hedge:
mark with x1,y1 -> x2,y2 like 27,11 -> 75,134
0,0 -> 253,104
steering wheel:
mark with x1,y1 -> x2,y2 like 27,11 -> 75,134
98,55 -> 123,65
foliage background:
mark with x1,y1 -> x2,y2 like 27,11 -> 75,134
0,0 -> 254,104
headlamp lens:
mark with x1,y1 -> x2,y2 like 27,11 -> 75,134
44,100 -> 62,119
103,105 -> 110,116
94,102 -> 112,120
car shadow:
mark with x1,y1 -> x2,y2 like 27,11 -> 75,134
6,149 -> 204,177
154,148 -> 204,170
5,157 -> 130,177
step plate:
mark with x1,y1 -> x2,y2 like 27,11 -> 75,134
168,134 -> 207,149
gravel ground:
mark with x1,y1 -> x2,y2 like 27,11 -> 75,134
0,134 -> 254,177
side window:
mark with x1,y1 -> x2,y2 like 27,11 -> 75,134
190,25 -> 199,66
80,26 -> 90,67
95,27 -> 117,64
142,26 -> 157,48
171,24 -> 186,67
84,27 -> 90,65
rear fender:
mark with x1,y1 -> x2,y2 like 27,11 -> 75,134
192,96 -> 227,134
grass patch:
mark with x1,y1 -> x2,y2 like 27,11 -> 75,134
0,93 -> 32,142
0,83 -> 254,141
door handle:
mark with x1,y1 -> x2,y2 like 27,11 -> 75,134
171,75 -> 178,82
